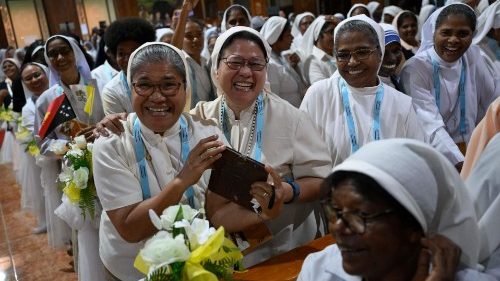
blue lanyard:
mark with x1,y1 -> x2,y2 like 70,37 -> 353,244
431,57 -> 467,137
220,94 -> 264,162
105,62 -> 115,82
339,78 -> 384,153
121,71 -> 132,99
133,115 -> 195,207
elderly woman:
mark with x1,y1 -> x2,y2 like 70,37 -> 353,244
298,139 -> 483,280
393,10 -> 420,59
260,16 -> 306,107
300,15 -> 426,167
192,26 -> 332,267
92,42 -> 227,280
172,0 -> 215,107
19,62 -> 49,234
100,18 -> 156,115
221,4 -> 251,33
300,16 -> 339,84
400,3 -> 498,170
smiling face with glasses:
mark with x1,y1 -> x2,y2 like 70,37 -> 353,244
46,38 -> 76,74
216,36 -> 268,114
335,28 -> 382,88
21,64 -> 48,96
323,173 -> 423,279
132,60 -> 186,134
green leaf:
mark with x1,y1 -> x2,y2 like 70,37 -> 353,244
145,266 -> 177,281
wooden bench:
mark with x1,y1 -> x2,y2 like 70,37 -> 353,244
233,235 -> 335,281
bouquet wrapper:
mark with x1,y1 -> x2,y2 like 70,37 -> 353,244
54,195 -> 85,230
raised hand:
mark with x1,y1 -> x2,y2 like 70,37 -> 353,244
176,134 -> 225,187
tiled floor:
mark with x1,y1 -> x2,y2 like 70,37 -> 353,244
0,164 -> 77,281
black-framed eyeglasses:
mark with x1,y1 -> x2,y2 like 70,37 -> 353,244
221,55 -> 268,71
132,81 -> 183,97
47,46 -> 73,59
335,47 -> 379,62
321,199 -> 394,234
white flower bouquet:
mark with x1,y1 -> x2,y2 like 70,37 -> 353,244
54,135 -> 96,219
135,204 -> 243,281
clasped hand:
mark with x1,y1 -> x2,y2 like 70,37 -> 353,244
250,166 -> 286,221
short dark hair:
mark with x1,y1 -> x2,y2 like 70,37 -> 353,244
217,31 -> 268,67
104,18 -> 156,56
334,20 -> 379,51
435,4 -> 476,32
277,21 -> 291,41
186,16 -> 205,30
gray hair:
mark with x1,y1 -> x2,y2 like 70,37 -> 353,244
334,20 -> 380,52
129,44 -> 186,84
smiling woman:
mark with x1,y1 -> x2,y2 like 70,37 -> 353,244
400,3 -> 498,171
92,42 -> 227,281
300,15 -> 426,167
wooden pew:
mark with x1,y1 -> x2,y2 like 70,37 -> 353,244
233,235 -> 335,281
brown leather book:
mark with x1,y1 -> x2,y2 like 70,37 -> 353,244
208,146 -> 267,211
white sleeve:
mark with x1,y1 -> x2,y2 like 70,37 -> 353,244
308,58 -> 328,84
102,86 -> 128,115
400,59 -> 464,164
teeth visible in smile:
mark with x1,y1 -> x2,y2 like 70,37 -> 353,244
348,70 -> 363,75
147,107 -> 170,112
234,82 -> 253,91
382,64 -> 396,69
445,47 -> 458,51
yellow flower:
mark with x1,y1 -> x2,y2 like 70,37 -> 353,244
28,144 -> 40,156
63,182 -> 81,203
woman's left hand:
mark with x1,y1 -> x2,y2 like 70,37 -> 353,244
250,166 -> 285,221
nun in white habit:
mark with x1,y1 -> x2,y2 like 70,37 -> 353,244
220,4 -> 251,33
299,139 -> 485,281
192,26 -> 332,267
19,62 -> 48,233
290,12 -> 316,53
381,5 -> 403,24
346,3 -> 371,18
35,34 -> 106,280
400,3 -> 498,168
466,133 -> 500,279
472,0 -> 500,73
299,16 -> 337,84
300,15 -> 426,167
260,16 -> 306,107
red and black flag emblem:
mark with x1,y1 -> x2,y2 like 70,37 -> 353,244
38,94 -> 76,139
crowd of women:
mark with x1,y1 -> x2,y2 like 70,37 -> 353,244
0,0 -> 499,280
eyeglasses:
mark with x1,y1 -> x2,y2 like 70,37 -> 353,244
321,199 -> 394,234
47,46 -> 73,59
132,81 -> 183,97
335,47 -> 378,62
221,55 -> 268,71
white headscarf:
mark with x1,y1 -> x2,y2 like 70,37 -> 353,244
1,58 -> 20,70
347,4 -> 370,18
465,133 -> 500,263
44,35 -> 91,87
155,28 -> 174,42
221,4 -> 252,33
332,138 -> 480,267
367,1 -> 381,18
380,23 -> 400,46
20,62 -> 49,100
291,12 -> 315,38
381,5 -> 403,22
299,16 -> 327,58
334,14 -> 385,67
417,3 -> 476,54
210,26 -> 271,95
260,16 -> 287,45
126,42 -> 192,112
333,13 -> 345,21
472,0 -> 500,45
418,4 -> 436,39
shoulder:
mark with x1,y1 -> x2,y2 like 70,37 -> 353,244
93,118 -> 130,161
304,76 -> 338,104
300,244 -> 347,280
102,74 -> 122,94
402,53 -> 432,73
190,97 -> 222,120
36,85 -> 60,107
